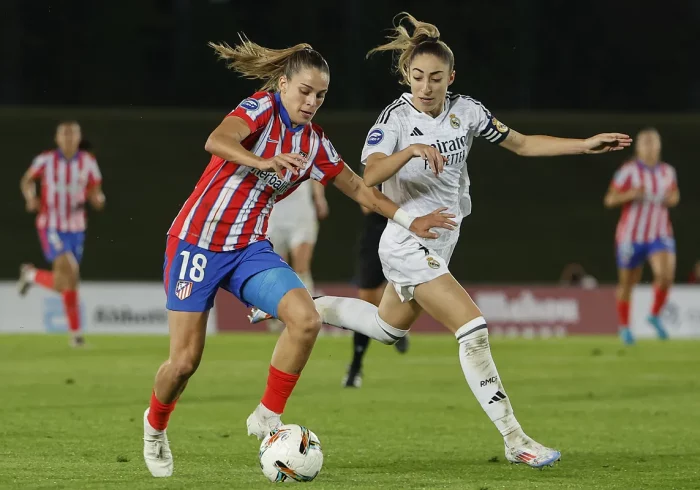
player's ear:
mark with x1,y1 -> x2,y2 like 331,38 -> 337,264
278,75 -> 288,95
448,70 -> 456,86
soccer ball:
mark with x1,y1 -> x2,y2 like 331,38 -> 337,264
259,424 -> 323,483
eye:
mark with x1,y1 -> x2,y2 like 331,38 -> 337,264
413,77 -> 423,82
432,79 -> 443,83
300,89 -> 311,95
316,93 -> 325,100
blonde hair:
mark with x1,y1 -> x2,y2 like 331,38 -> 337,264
367,12 -> 454,85
208,33 -> 329,92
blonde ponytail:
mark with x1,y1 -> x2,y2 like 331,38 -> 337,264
209,33 -> 328,91
368,12 -> 453,85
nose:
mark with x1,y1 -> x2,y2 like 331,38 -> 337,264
422,80 -> 431,94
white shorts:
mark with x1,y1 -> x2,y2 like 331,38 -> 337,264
378,231 -> 456,302
267,216 -> 318,257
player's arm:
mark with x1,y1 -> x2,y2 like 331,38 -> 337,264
663,188 -> 680,208
498,128 -> 632,156
204,116 -> 305,178
20,167 -> 40,213
87,184 -> 106,211
364,146 -> 446,186
603,186 -> 643,208
310,180 -> 329,220
331,164 -> 456,239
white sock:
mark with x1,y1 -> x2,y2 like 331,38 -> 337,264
456,317 -> 525,444
314,296 -> 407,345
27,268 -> 37,282
298,271 -> 314,295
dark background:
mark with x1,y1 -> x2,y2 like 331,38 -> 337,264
1,0 -> 698,283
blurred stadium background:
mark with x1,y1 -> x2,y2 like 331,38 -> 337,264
1,1 -> 699,488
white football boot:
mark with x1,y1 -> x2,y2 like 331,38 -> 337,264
248,307 -> 272,324
143,408 -> 173,477
246,403 -> 283,440
505,434 -> 561,469
17,264 -> 34,296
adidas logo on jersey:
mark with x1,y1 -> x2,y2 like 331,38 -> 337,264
410,127 -> 424,136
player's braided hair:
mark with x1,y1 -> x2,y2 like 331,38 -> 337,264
368,12 -> 454,86
209,34 -> 329,92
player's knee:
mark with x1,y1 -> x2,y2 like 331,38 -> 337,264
285,308 -> 322,340
170,352 -> 202,381
656,276 -> 673,290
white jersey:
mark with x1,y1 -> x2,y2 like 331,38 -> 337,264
361,92 -> 510,250
268,179 -> 315,223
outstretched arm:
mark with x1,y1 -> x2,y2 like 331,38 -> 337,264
499,128 -> 632,157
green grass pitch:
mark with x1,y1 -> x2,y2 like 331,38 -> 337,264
1,334 -> 699,489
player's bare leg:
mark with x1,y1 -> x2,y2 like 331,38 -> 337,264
647,251 -> 675,339
144,310 -> 209,477
413,273 -> 561,468
19,253 -> 83,346
290,242 -> 316,294
247,288 -> 322,439
616,266 -> 643,345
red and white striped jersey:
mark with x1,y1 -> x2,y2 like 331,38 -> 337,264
169,91 -> 345,252
611,160 -> 677,244
28,150 -> 102,232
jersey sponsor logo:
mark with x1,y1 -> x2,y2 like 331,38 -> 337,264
424,135 -> 469,169
367,128 -> 384,146
449,114 -> 461,129
239,98 -> 260,111
250,167 -> 293,194
175,280 -> 193,300
493,117 -> 509,133
426,256 -> 440,269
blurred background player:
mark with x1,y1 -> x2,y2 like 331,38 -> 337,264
604,128 -> 680,345
343,197 -> 409,388
17,121 -> 105,347
265,180 -> 328,332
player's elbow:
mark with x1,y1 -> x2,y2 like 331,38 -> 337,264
204,134 -> 218,155
362,165 -> 382,187
603,195 -> 616,209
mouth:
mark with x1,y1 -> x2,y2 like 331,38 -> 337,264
418,97 -> 434,105
300,109 -> 314,118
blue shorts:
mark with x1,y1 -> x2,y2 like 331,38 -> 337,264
163,236 -> 306,316
38,229 -> 85,263
616,237 -> 676,269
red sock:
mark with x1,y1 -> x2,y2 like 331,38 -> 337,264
34,269 -> 54,290
617,300 -> 630,327
261,365 -> 300,414
147,391 -> 178,430
651,286 -> 669,316
62,290 -> 80,333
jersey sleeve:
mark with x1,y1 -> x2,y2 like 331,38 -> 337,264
28,154 -> 47,178
610,163 -> 633,191
310,132 -> 345,186
465,98 -> 510,145
84,153 -> 103,188
360,109 -> 401,164
227,91 -> 274,134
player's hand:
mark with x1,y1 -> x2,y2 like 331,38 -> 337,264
259,153 -> 306,179
627,187 -> 645,201
583,133 -> 633,154
314,196 -> 329,220
409,144 -> 447,177
25,197 -> 40,213
409,207 -> 457,239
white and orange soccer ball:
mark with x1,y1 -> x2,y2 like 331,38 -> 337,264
258,424 -> 324,483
